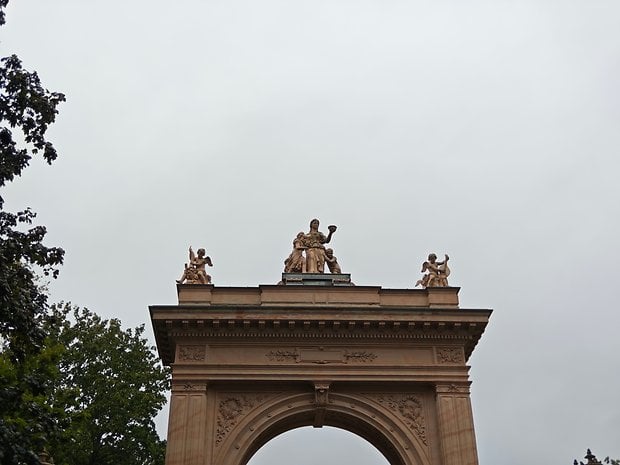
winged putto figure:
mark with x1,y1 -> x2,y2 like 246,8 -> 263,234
415,253 -> 450,288
177,246 -> 213,284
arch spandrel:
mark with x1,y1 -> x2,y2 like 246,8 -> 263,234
213,386 -> 434,465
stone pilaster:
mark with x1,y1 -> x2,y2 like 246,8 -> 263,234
435,384 -> 479,465
166,382 -> 208,465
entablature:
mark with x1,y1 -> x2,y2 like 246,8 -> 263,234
150,285 -> 491,366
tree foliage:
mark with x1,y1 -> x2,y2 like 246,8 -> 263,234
1,5 -> 170,464
1,6 -> 169,465
0,2 -> 66,463
0,0 -> 65,355
0,337 -> 63,465
0,0 -> 7,27
574,450 -> 620,465
45,304 -> 170,465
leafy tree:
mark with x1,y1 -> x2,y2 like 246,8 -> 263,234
574,450 -> 620,465
0,1 -> 66,463
0,337 -> 63,465
0,1 -> 65,355
1,5 -> 168,464
45,304 -> 170,465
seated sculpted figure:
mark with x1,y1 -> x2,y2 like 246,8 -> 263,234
415,253 -> 450,288
284,232 -> 306,273
177,246 -> 213,284
302,219 -> 337,273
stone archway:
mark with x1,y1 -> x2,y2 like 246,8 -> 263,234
246,426 -> 390,465
219,386 -> 429,465
150,284 -> 491,465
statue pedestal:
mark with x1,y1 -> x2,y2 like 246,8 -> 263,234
280,272 -> 353,286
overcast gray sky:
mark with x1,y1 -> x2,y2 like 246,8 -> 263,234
2,1 -> 619,463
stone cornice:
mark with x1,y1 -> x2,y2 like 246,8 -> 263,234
151,314 -> 490,367
150,285 -> 491,366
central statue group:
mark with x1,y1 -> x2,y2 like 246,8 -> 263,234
176,218 -> 451,288
284,218 -> 342,274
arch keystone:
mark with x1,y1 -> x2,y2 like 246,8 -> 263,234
313,381 -> 331,427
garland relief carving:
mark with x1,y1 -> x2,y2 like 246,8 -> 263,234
178,345 -> 206,362
375,394 -> 428,446
216,394 -> 270,447
436,347 -> 464,364
266,348 -> 377,364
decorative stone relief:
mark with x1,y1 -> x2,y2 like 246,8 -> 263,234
171,382 -> 207,393
314,383 -> 330,407
216,394 -> 269,447
266,349 -> 298,362
436,347 -> 464,364
343,350 -> 377,362
178,345 -> 206,362
436,383 -> 470,394
266,348 -> 377,364
375,394 -> 427,445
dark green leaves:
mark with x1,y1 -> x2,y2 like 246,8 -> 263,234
0,54 -> 65,186
0,2 -> 66,462
45,305 -> 170,465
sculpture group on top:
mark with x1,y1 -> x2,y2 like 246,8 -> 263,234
415,253 -> 450,288
174,220 -> 453,288
283,219 -> 342,274
177,246 -> 213,284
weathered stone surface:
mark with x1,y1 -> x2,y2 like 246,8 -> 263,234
150,285 -> 491,465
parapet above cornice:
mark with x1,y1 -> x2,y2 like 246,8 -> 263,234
173,284 -> 462,308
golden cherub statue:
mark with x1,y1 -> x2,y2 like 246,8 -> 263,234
415,253 -> 450,288
177,246 -> 213,284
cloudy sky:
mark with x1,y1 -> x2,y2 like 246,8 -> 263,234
2,1 -> 620,463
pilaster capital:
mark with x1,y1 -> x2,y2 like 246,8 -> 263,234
171,381 -> 208,394
435,383 -> 471,395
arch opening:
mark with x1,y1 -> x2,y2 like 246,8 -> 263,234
235,405 -> 409,465
246,426 -> 391,465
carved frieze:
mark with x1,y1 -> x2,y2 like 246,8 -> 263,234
178,345 -> 206,362
266,348 -> 377,364
436,347 -> 464,364
216,394 -> 269,447
375,394 -> 428,445
266,349 -> 298,362
344,350 -> 378,362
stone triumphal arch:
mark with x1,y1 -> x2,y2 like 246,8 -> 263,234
150,275 -> 491,465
